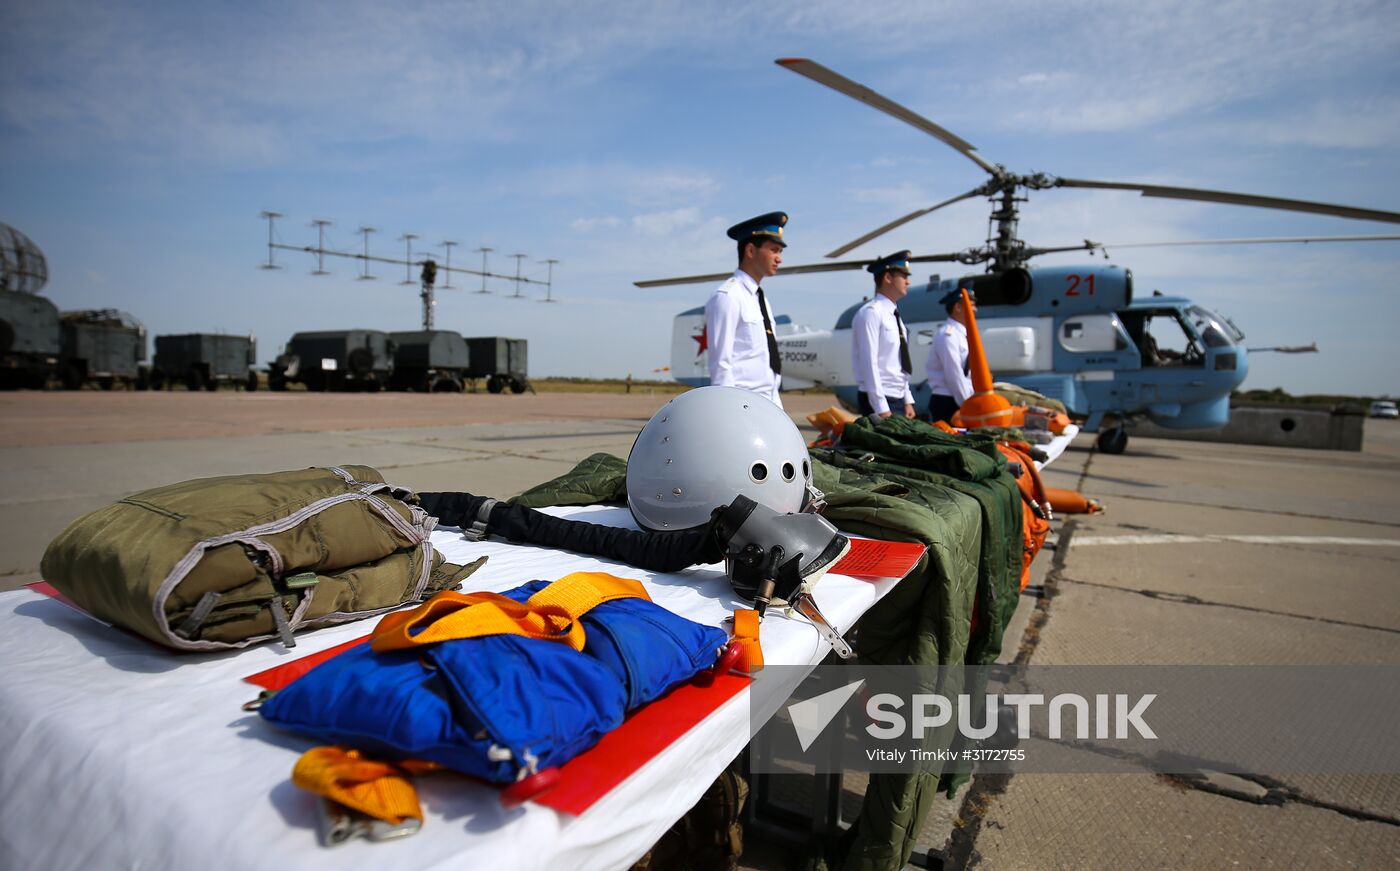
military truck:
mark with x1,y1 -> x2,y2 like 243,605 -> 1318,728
464,336 -> 529,394
0,289 -> 61,389
58,310 -> 147,390
269,329 -> 394,392
389,329 -> 471,392
151,333 -> 258,391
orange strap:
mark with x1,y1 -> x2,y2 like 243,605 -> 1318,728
371,572 -> 650,653
292,746 -> 442,824
730,609 -> 764,675
805,406 -> 860,442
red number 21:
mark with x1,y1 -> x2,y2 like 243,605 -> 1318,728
1065,274 -> 1096,296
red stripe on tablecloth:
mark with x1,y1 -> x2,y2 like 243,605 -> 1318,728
533,671 -> 751,815
240,631 -> 750,815
242,635 -> 371,690
831,537 -> 926,580
232,538 -> 921,814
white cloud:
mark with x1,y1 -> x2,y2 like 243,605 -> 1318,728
631,207 -> 702,236
571,216 -> 622,232
1200,98 -> 1400,150
0,0 -> 725,164
7,0 -> 1399,161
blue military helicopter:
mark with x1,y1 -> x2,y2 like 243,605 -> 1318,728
641,59 -> 1400,454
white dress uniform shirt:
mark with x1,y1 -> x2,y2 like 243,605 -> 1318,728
850,294 -> 914,415
926,319 -> 973,404
705,269 -> 782,406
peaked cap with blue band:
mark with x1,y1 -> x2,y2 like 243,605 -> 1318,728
866,250 -> 912,276
938,286 -> 977,307
727,212 -> 788,248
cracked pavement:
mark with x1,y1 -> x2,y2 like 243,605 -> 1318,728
951,422 -> 1400,869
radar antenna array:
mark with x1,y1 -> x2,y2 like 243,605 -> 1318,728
1,222 -> 50,293
259,212 -> 560,329
541,259 -> 561,303
509,254 -> 527,299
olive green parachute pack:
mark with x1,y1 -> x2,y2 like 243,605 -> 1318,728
40,465 -> 483,652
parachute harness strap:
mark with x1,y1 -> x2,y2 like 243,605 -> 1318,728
370,571 -> 650,653
293,746 -> 440,843
293,572 -> 650,841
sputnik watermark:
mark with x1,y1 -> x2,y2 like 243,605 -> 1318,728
865,691 -> 1156,741
749,665 -> 1400,775
788,682 -> 1155,750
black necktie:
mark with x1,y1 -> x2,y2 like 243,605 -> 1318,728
756,286 -> 781,375
894,309 -> 912,375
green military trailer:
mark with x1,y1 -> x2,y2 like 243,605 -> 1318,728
151,333 -> 258,391
0,289 -> 61,389
389,329 -> 471,392
269,329 -> 395,392
464,336 -> 529,394
58,310 -> 147,390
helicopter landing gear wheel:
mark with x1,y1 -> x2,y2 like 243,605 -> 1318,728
1096,427 -> 1128,455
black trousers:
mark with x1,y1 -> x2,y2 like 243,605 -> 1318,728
927,393 -> 960,425
858,391 -> 906,416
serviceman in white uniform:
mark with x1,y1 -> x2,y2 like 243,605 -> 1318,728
925,288 -> 977,424
851,250 -> 916,419
705,211 -> 787,407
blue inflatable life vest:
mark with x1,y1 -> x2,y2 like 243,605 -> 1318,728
259,575 -> 728,783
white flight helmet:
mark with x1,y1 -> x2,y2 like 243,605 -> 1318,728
627,386 -> 815,531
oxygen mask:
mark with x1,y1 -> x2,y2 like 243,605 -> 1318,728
711,495 -> 855,658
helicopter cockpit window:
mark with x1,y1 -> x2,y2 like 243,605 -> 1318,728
1142,312 -> 1202,367
1186,305 -> 1238,349
1059,314 -> 1129,354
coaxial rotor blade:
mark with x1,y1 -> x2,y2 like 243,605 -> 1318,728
634,271 -> 734,288
1084,233 -> 1400,252
633,259 -> 880,288
1055,178 -> 1400,225
825,187 -> 987,258
776,58 -> 1001,177
634,252 -> 966,288
909,250 -> 983,265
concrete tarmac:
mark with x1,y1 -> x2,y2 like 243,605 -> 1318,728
2,391 -> 1397,867
960,419 -> 1400,869
0,390 -> 833,587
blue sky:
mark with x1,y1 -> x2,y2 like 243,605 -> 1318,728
4,0 -> 1399,395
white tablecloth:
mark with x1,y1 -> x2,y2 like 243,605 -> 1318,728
0,506 -> 905,871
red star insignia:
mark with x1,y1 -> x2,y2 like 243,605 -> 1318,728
692,325 -> 708,356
